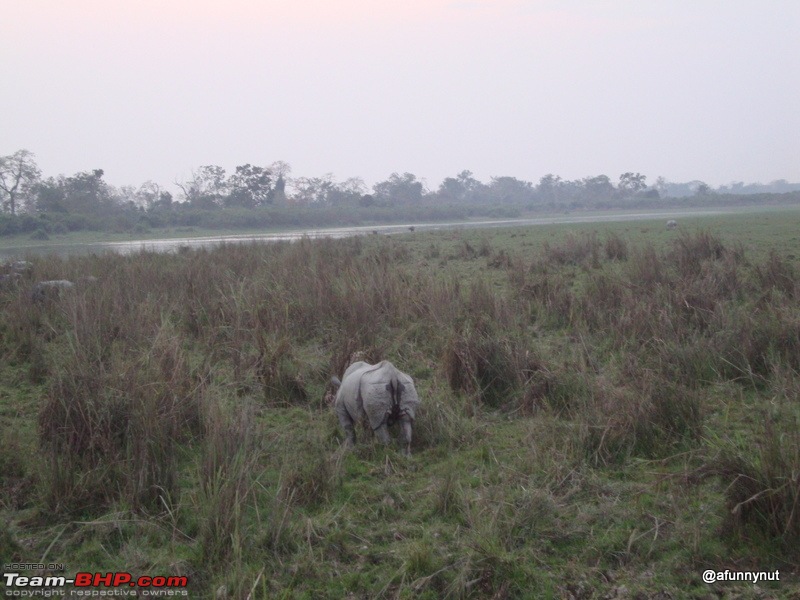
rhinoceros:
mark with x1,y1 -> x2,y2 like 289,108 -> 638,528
331,360 -> 420,456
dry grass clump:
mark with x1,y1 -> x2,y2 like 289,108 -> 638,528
0,290 -> 49,368
580,270 -> 628,332
256,334 -> 309,405
669,229 -> 731,278
198,398 -> 262,567
278,439 -> 342,508
583,376 -> 703,465
498,486 -> 561,550
711,303 -> 800,387
603,232 -> 629,261
412,383 -> 478,450
755,249 -> 797,298
515,348 -> 594,417
0,427 -> 35,511
441,326 -> 527,409
712,417 -> 800,555
39,324 -> 205,515
431,470 -> 468,523
770,365 -> 800,403
507,259 -> 576,326
626,242 -> 667,289
487,248 -> 512,269
461,278 -> 514,328
542,231 -> 601,267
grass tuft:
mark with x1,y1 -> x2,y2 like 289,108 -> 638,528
713,416 -> 800,556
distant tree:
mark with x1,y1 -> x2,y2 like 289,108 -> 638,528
487,176 -> 534,204
373,173 -> 425,205
134,181 -> 172,210
536,174 -> 563,203
35,169 -> 115,214
176,165 -> 227,208
268,161 -> 291,206
270,161 -> 292,179
359,194 -> 376,207
582,174 -> 615,201
0,149 -> 41,215
226,164 -> 272,208
342,177 -> 367,196
116,185 -> 140,210
653,176 -> 670,198
327,177 -> 367,207
438,170 -> 483,202
438,178 -> 462,202
693,181 -> 713,196
34,177 -> 65,213
717,180 -> 800,195
154,190 -> 173,209
554,179 -> 585,204
618,172 -> 647,197
291,174 -> 335,206
271,174 -> 287,205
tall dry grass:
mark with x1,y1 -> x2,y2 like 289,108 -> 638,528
2,225 -> 799,587
711,416 -> 800,555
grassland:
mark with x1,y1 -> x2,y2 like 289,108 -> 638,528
1,210 -> 799,598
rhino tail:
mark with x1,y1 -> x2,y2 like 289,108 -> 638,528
331,376 -> 342,389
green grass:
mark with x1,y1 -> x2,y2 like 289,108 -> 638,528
2,208 -> 800,598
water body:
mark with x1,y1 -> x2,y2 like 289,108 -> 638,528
0,207 -> 754,260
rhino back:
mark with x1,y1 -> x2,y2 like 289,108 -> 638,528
335,362 -> 373,421
342,361 -> 370,380
360,361 -> 419,428
360,376 -> 393,429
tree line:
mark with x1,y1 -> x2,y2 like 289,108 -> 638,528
1,149 -> 798,236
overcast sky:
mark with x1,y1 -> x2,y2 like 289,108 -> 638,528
2,1 -> 799,192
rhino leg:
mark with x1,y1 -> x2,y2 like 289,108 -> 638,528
374,423 -> 391,446
399,416 -> 413,457
336,407 -> 356,447
343,423 -> 356,447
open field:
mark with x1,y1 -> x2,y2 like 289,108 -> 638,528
2,210 -> 800,598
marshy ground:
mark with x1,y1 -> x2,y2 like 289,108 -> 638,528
1,209 -> 799,598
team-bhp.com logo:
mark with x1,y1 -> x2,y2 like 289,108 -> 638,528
4,572 -> 188,596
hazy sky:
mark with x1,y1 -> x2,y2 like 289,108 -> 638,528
2,1 -> 799,193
